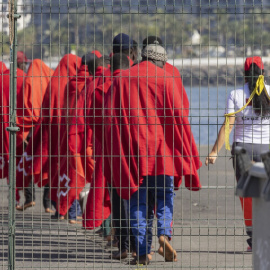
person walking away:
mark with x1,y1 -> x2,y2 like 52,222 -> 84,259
104,44 -> 202,265
205,56 -> 270,252
16,59 -> 54,212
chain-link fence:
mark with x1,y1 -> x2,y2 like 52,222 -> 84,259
2,0 -> 270,269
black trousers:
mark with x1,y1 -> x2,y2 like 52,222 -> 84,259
25,181 -> 50,209
111,188 -> 135,252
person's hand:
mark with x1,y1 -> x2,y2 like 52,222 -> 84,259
205,152 -> 218,165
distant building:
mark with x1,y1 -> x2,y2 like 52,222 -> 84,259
0,0 -> 31,35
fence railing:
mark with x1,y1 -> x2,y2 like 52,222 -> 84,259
3,1 -> 270,269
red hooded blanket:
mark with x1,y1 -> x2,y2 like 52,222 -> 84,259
104,61 -> 202,200
82,69 -> 123,229
16,59 -> 54,147
0,68 -> 25,179
16,54 -> 81,189
50,64 -> 94,216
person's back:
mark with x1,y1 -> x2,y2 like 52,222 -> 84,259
17,54 -> 81,188
105,44 -> 201,265
115,61 -> 174,159
16,59 -> 54,147
206,56 -> 270,252
0,68 -> 25,204
104,45 -> 201,201
227,82 -> 270,144
0,68 -> 25,179
49,54 -> 97,221
83,53 -> 130,232
142,36 -> 189,117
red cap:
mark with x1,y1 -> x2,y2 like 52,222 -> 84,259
17,51 -> 31,63
245,56 -> 264,71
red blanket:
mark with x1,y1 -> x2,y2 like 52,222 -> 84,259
164,62 -> 189,116
68,66 -> 108,142
16,59 -> 54,147
50,65 -> 94,216
82,70 -> 122,229
0,69 -> 25,179
17,54 -> 81,189
104,61 -> 202,200
0,62 -> 7,74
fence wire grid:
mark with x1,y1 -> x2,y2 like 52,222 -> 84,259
1,0 -> 270,269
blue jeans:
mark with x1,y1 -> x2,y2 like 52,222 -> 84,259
51,199 -> 82,220
129,175 -> 174,256
68,199 -> 82,220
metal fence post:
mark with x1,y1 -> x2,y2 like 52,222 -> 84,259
7,1 -> 20,269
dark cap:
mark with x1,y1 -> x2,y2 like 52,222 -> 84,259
113,33 -> 133,52
142,36 -> 163,50
17,51 -> 31,63
81,53 -> 97,65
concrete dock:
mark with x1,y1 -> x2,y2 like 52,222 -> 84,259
0,145 -> 252,269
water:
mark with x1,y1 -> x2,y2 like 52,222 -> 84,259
186,85 -> 241,146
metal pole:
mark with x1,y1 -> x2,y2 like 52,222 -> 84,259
7,1 -> 20,269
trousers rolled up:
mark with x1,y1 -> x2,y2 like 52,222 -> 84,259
129,175 -> 174,257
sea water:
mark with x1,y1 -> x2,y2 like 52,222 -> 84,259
186,85 -> 242,146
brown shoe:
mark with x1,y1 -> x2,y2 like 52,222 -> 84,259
158,235 -> 177,262
111,249 -> 128,260
16,201 -> 35,211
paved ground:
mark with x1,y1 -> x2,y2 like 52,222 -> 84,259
0,146 -> 252,269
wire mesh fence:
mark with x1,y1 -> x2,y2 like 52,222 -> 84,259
2,0 -> 270,269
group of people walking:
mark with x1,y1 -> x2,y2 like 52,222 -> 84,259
1,32 -> 268,265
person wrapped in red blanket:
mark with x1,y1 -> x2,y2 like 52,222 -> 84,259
82,34 -> 136,231
104,44 -> 202,265
0,68 -> 25,181
16,59 -> 54,211
16,54 -> 81,211
50,53 -> 101,223
83,55 -> 134,259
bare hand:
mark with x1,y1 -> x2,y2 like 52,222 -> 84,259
205,152 -> 218,165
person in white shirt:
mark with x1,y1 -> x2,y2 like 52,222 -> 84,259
205,56 -> 270,252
